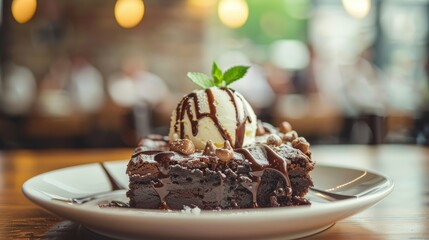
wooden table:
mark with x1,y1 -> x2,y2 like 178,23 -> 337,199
1,145 -> 428,239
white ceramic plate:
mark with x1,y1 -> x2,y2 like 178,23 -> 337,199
22,161 -> 394,240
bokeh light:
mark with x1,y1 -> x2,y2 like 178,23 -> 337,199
270,40 -> 309,70
187,0 -> 216,9
218,0 -> 249,29
342,0 -> 371,19
114,0 -> 145,28
11,0 -> 37,24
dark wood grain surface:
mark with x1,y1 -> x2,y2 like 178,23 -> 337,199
1,145 -> 428,239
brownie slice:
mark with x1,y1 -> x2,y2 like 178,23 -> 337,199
126,137 -> 315,210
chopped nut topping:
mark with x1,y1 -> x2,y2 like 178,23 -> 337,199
224,140 -> 233,150
215,140 -> 234,162
292,137 -> 310,154
203,140 -> 216,156
279,121 -> 293,133
266,134 -> 282,146
282,130 -> 298,142
256,120 -> 266,136
169,139 -> 195,155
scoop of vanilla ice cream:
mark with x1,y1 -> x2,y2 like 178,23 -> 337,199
169,87 -> 257,150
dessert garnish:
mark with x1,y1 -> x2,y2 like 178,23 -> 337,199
187,62 -> 249,89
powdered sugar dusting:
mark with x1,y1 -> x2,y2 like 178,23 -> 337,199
181,206 -> 201,215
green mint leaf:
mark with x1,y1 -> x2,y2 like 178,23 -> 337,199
187,72 -> 215,89
223,66 -> 249,86
211,62 -> 223,86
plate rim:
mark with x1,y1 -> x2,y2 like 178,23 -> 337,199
21,160 -> 394,239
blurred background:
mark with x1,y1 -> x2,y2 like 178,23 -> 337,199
0,0 -> 428,149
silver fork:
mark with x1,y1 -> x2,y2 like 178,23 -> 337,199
41,189 -> 126,204
42,162 -> 127,205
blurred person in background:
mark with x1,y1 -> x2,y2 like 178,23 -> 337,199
309,6 -> 388,144
267,44 -> 342,143
414,45 -> 429,145
339,47 -> 386,144
37,56 -> 73,116
312,46 -> 386,144
28,56 -> 105,148
37,55 -> 104,116
0,62 -> 37,147
108,55 -> 173,138
69,55 -> 105,114
1,62 -> 37,116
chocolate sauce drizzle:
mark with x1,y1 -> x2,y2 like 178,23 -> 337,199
152,152 -> 175,210
235,145 -> 292,207
225,89 -> 252,147
173,88 -> 252,148
133,144 -> 292,209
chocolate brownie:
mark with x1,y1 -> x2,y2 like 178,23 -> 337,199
126,125 -> 315,210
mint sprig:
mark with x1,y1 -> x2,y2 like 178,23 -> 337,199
187,62 -> 249,89
211,62 -> 223,85
187,72 -> 215,88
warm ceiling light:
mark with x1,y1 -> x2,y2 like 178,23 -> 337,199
218,0 -> 249,29
115,0 -> 145,28
187,0 -> 216,9
11,0 -> 37,24
342,0 -> 371,19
